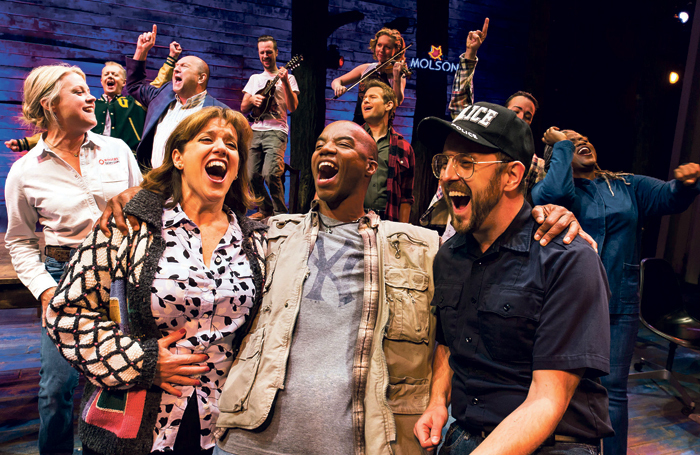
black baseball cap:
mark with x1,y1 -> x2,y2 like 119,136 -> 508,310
417,102 -> 535,172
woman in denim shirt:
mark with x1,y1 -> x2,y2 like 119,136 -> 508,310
531,127 -> 700,455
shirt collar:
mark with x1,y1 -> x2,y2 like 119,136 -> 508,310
101,93 -> 122,102
162,203 -> 193,229
309,199 -> 380,229
363,123 -> 390,143
496,200 -> 534,253
449,200 -> 533,254
38,132 -> 97,156
177,90 -> 208,108
162,202 -> 235,231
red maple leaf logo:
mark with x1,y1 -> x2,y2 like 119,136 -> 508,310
428,45 -> 443,60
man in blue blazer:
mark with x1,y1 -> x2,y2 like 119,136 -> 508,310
126,25 -> 227,170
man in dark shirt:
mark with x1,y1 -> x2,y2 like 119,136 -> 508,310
414,102 -> 613,454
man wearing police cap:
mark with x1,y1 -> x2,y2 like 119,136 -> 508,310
414,102 -> 614,455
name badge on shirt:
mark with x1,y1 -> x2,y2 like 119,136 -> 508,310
99,157 -> 121,166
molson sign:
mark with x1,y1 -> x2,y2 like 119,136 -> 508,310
409,45 -> 459,72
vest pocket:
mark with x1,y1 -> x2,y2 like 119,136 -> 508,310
218,327 -> 265,413
387,375 -> 430,414
385,232 -> 431,271
385,266 -> 431,344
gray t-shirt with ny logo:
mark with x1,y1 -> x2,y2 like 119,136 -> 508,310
220,213 -> 365,454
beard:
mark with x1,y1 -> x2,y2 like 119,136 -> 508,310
448,172 -> 504,234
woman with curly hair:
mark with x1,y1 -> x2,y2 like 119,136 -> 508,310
332,27 -> 409,124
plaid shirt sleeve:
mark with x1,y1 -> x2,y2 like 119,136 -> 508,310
448,54 -> 478,119
351,213 -> 381,454
384,130 -> 415,222
525,154 -> 547,194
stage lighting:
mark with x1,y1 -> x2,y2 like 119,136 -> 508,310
327,45 -> 344,69
669,72 -> 680,84
677,11 -> 690,23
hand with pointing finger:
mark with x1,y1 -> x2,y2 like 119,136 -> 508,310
134,24 -> 157,61
465,18 -> 489,60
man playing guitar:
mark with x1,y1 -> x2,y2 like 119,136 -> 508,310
241,35 -> 299,219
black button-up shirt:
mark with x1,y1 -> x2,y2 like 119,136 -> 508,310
433,201 -> 614,439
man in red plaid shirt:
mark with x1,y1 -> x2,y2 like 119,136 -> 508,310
360,79 -> 415,222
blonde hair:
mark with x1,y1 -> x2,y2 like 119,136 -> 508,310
21,64 -> 86,130
141,106 -> 257,213
103,61 -> 126,79
369,28 -> 406,63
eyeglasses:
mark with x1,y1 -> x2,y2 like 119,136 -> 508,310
431,153 -> 511,180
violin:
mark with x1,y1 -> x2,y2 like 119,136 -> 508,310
333,44 -> 413,100
380,59 -> 412,79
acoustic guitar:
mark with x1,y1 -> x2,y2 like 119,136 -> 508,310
249,55 -> 303,123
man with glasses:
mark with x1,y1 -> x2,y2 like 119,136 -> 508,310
414,102 -> 613,454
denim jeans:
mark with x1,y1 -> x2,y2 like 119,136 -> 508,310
438,422 -> 600,455
600,313 -> 639,455
248,129 -> 288,215
39,256 -> 80,454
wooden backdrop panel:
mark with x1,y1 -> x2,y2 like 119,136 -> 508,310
0,0 -> 530,228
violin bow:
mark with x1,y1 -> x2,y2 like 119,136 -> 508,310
333,44 -> 413,100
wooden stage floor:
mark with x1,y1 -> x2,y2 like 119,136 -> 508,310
1,308 -> 699,454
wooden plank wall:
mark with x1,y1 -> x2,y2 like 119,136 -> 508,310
0,0 -> 531,230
